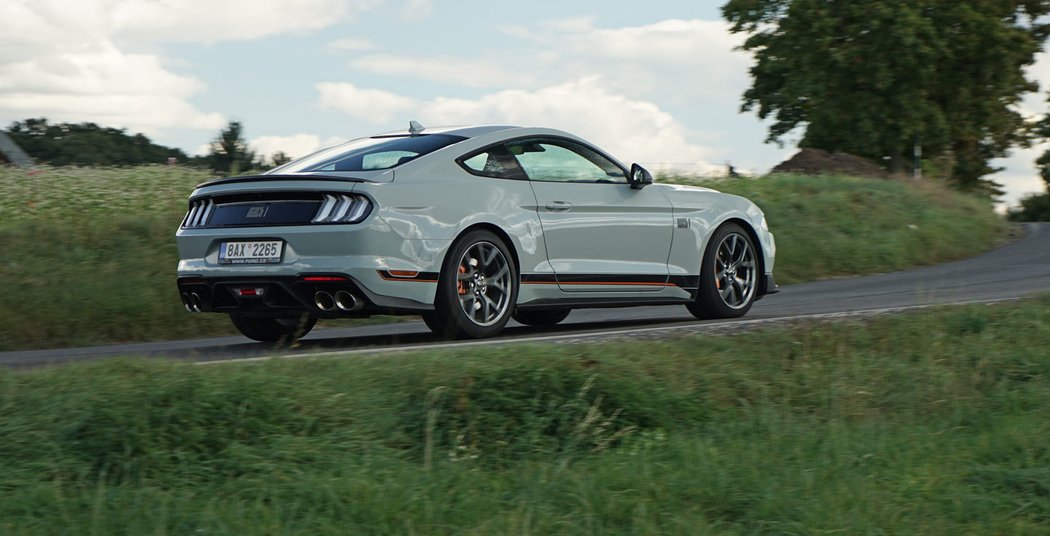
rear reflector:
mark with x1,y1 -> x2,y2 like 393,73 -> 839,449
302,276 -> 348,282
387,270 -> 419,278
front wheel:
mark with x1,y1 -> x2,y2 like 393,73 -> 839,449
427,230 -> 518,339
687,223 -> 759,319
229,314 -> 316,343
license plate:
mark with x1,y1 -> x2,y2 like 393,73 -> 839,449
218,240 -> 283,264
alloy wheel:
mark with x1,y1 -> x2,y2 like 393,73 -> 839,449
714,233 -> 757,309
456,241 -> 513,326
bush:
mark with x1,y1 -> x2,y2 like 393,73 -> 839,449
1008,192 -> 1050,221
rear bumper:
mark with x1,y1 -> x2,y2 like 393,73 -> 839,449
176,273 -> 434,317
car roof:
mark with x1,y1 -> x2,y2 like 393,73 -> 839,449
372,124 -> 589,141
372,124 -> 513,138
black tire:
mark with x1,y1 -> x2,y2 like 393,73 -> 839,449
229,314 -> 317,343
429,229 -> 518,339
687,223 -> 759,320
512,308 -> 571,326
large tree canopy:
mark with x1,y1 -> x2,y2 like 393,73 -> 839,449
723,0 -> 1050,192
5,118 -> 190,166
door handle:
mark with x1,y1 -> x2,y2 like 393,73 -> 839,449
545,200 -> 573,212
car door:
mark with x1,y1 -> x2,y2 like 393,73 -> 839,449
508,137 -> 674,292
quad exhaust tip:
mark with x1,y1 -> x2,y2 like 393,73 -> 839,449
314,291 -> 336,312
188,293 -> 203,313
334,290 -> 363,312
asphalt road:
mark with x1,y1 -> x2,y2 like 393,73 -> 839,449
4,223 -> 1049,368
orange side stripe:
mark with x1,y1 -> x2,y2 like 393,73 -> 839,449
522,281 -> 677,287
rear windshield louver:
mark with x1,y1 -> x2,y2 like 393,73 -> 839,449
180,193 -> 372,229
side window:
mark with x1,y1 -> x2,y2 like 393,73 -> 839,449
457,145 -> 526,179
507,139 -> 627,183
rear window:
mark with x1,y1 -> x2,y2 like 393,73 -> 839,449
270,134 -> 466,173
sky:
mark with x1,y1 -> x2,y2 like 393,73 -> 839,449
1,0 -> 1048,209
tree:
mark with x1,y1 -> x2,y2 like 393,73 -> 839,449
722,0 -> 1050,192
271,151 -> 292,167
207,120 -> 256,175
4,118 -> 190,166
1016,117 -> 1050,220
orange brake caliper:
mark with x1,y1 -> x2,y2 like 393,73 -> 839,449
458,265 -> 468,295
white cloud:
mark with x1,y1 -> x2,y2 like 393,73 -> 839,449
400,0 -> 432,21
352,18 -> 747,101
119,0 -> 373,44
316,82 -> 416,122
0,0 -> 380,145
316,77 -> 720,171
0,41 -> 223,132
328,17 -> 751,172
420,77 -> 718,171
328,38 -> 376,52
350,54 -> 534,88
510,18 -> 750,102
2,0 -> 376,50
251,134 -> 323,164
0,41 -> 200,96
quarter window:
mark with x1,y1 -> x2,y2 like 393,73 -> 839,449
457,145 -> 526,179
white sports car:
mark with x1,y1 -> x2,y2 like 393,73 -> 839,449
176,123 -> 777,342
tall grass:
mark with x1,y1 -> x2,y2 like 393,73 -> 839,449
1,296 -> 1048,533
0,166 -> 232,348
0,167 -> 1008,350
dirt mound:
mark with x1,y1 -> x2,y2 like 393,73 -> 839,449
772,148 -> 888,179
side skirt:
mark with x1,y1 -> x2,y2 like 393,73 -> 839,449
515,297 -> 695,311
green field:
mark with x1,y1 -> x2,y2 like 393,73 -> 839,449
1,296 -> 1047,533
0,166 -> 1008,350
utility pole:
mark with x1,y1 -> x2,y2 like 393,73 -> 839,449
913,137 -> 922,179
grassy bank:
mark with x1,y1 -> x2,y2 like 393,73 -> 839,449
0,167 -> 1008,350
1,296 -> 1048,533
680,174 -> 1010,283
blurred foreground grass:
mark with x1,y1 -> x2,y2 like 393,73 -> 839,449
0,167 -> 1008,350
1,296 -> 1048,533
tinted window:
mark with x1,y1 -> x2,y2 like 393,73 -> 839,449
271,134 -> 466,173
507,139 -> 626,183
458,145 -> 526,179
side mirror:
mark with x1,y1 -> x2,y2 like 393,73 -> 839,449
629,163 -> 653,190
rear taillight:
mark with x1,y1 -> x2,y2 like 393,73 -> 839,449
181,198 -> 215,228
311,194 -> 372,224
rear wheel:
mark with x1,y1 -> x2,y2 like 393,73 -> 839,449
512,308 -> 571,326
229,314 -> 316,343
428,230 -> 518,339
687,223 -> 759,319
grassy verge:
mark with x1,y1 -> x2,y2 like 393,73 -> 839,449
0,168 -> 1008,350
1,296 -> 1048,533
678,174 -> 1010,284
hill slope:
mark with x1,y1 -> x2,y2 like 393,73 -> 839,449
0,167 -> 1008,350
